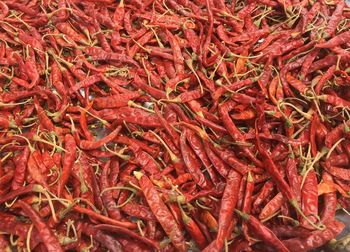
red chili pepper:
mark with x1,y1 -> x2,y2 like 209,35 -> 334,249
285,157 -> 302,204
121,200 -> 157,221
323,1 -> 345,39
130,143 -> 161,175
79,222 -> 123,252
301,170 -> 319,229
259,192 -> 284,220
318,94 -> 350,107
213,170 -> 241,251
235,209 -> 290,252
203,141 -> 229,177
185,129 -> 219,185
72,203 -> 137,229
324,160 -> 350,181
282,41 -> 316,61
33,97 -> 58,134
165,30 -> 185,74
96,224 -> 160,250
78,126 -> 121,150
180,129 -> 211,189
57,134 -> 76,196
325,121 -> 349,148
0,2 -> 9,20
133,74 -> 166,100
134,172 -> 187,251
27,151 -> 48,188
316,31 -> 350,48
0,212 -> 40,249
128,31 -> 154,58
256,104 -> 298,206
302,2 -> 320,32
179,205 -> 208,249
320,172 -> 337,224
18,200 -> 63,252
282,220 -> 344,251
99,161 -> 121,220
10,146 -> 30,190
241,172 -> 254,238
212,145 -> 249,174
285,72 -> 308,93
219,100 -> 263,167
154,104 -> 180,146
300,48 -> 320,79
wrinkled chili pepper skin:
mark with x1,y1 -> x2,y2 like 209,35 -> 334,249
11,146 -> 30,190
79,126 -> 121,150
57,134 -> 76,196
259,192 -> 284,220
18,200 -> 63,252
320,172 -> 337,224
283,221 -> 344,252
80,222 -> 123,252
301,170 -> 319,229
135,172 -> 187,251
323,1 -> 345,39
100,161 -> 122,220
95,224 -> 160,250
208,170 -> 241,252
236,210 -> 290,252
180,130 -> 210,189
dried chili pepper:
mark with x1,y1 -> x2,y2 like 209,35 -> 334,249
134,172 -> 187,251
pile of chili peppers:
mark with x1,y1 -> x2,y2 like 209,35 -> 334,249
0,0 -> 350,251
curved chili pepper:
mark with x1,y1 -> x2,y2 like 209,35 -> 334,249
72,205 -> 137,229
79,126 -> 121,150
323,1 -> 345,39
253,180 -> 275,211
301,170 -> 319,229
18,200 -> 63,252
259,192 -> 284,220
0,2 -> 9,21
203,141 -> 229,177
316,30 -> 350,48
80,222 -> 123,252
11,146 -> 30,190
95,224 -> 160,250
100,161 -> 121,220
235,209 -> 290,252
57,134 -> 76,196
285,157 -> 302,204
130,143 -> 161,175
320,172 -> 337,224
134,172 -> 187,251
165,30 -> 185,74
242,172 -> 254,239
180,129 -> 211,189
121,201 -> 156,221
185,129 -> 219,185
282,220 -> 344,252
213,170 -> 241,251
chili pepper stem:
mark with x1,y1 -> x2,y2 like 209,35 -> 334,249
134,171 -> 143,180
234,209 -> 249,221
100,186 -> 137,196
290,199 -> 326,230
104,144 -> 129,160
32,135 -> 67,152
